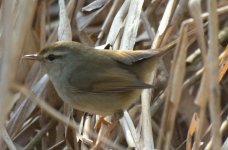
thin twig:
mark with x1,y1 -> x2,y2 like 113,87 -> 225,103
23,120 -> 57,150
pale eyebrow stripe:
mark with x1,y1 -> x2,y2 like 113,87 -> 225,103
43,51 -> 68,58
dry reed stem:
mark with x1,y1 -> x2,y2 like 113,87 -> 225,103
188,1 -> 209,149
119,111 -> 139,148
141,1 -> 179,149
189,0 -> 207,61
141,88 -> 155,149
207,1 -> 222,149
0,0 -> 14,135
162,0 -> 189,45
120,0 -> 144,49
58,0 -> 72,41
1,128 -> 17,150
140,11 -> 155,42
96,0 -> 123,46
106,0 -> 130,45
148,4 -> 181,147
157,23 -> 188,150
0,0 -> 37,138
152,0 -> 178,48
40,0 -> 47,48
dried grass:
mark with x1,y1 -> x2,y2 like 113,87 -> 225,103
0,0 -> 228,149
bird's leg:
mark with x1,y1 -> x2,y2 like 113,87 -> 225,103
94,116 -> 112,131
108,110 -> 124,132
113,110 -> 124,120
94,110 -> 123,131
92,111 -> 124,149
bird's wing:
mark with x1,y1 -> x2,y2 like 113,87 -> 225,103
68,66 -> 152,93
50,40 -> 175,66
101,39 -> 177,65
103,50 -> 161,65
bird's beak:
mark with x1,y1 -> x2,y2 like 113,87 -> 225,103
22,54 -> 41,61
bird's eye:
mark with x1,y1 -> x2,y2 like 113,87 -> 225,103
46,54 -> 56,61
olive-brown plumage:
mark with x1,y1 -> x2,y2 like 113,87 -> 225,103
23,41 -> 174,116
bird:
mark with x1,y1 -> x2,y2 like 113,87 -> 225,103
23,41 -> 175,117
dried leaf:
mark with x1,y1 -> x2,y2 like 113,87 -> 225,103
218,46 -> 228,81
82,0 -> 108,12
186,113 -> 199,150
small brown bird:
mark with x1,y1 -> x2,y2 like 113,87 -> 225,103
23,41 -> 174,116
